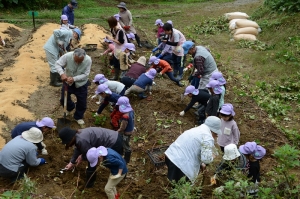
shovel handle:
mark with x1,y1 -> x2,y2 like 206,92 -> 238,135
63,84 -> 68,114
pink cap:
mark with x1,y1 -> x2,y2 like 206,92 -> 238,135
61,15 -> 68,21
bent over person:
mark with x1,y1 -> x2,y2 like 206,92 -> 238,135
0,127 -> 46,182
55,48 -> 91,126
165,116 -> 221,183
58,127 -> 123,188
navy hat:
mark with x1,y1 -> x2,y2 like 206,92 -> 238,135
70,0 -> 78,8
59,127 -> 77,145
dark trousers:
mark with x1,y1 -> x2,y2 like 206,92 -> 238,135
60,82 -> 88,120
120,76 -> 136,89
165,71 -> 179,84
113,55 -> 120,69
191,77 -> 200,89
165,156 -> 188,183
111,133 -> 124,155
119,87 -> 126,96
161,53 -> 173,67
134,34 -> 141,45
0,162 -> 29,182
172,53 -> 184,76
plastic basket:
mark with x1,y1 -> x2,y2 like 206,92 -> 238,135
146,146 -> 169,167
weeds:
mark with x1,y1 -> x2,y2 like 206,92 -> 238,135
237,40 -> 274,51
93,114 -> 107,126
167,177 -> 201,199
185,17 -> 227,36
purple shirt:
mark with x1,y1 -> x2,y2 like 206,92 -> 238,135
217,119 -> 240,147
125,63 -> 146,79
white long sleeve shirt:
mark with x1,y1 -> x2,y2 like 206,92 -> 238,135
165,124 -> 216,183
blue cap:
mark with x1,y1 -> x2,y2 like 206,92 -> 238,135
73,28 -> 81,41
182,41 -> 195,55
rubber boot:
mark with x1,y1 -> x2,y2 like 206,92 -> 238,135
85,170 -> 97,188
50,72 -> 62,87
135,34 -> 142,47
124,151 -> 131,164
110,68 -> 120,80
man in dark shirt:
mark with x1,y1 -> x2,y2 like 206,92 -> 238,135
62,0 -> 77,25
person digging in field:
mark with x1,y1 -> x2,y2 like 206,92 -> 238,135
58,127 -> 124,188
164,116 -> 221,183
155,19 -> 164,45
119,43 -> 136,78
117,2 -> 142,47
94,84 -> 121,117
217,104 -> 240,153
205,80 -> 222,117
60,14 -> 77,30
120,56 -> 147,89
124,68 -> 157,99
44,28 -> 81,87
152,34 -> 174,66
114,14 -> 123,30
87,146 -> 127,199
55,48 -> 91,127
179,85 -> 210,125
11,117 -> 56,155
0,127 -> 46,182
239,141 -> 266,195
148,56 -> 184,87
212,144 -> 247,183
182,41 -> 219,89
162,23 -> 186,80
62,0 -> 77,25
100,38 -> 115,68
106,16 -> 129,80
116,96 -> 135,164
210,71 -> 226,109
93,74 -> 126,96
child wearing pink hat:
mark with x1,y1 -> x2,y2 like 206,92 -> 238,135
116,96 -> 134,164
155,19 -> 164,45
210,71 -> 226,109
60,14 -> 77,30
205,80 -> 223,117
87,146 -> 127,199
217,103 -> 240,152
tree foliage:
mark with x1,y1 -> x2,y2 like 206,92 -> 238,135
264,0 -> 300,12
0,0 -> 68,9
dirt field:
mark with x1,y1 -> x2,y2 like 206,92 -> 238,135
0,0 -> 292,198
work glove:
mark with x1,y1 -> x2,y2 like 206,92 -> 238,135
110,174 -> 122,179
152,47 -> 158,53
179,111 -> 185,116
39,158 -> 46,165
41,148 -> 48,155
157,54 -> 162,59
108,52 -> 113,56
123,26 -> 130,30
41,142 -> 46,148
91,94 -> 97,99
183,68 -> 188,72
100,53 -> 103,56
65,162 -> 75,170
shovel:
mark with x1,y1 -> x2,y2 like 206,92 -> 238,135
57,83 -> 71,132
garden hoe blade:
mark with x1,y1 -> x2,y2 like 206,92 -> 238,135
57,84 -> 71,132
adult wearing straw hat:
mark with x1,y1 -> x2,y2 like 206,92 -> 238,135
0,127 -> 46,182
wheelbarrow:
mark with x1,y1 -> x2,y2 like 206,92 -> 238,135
56,83 -> 71,133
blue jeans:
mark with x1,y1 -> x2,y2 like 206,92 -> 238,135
172,53 -> 184,76
165,71 -> 179,84
60,82 -> 88,120
191,77 -> 200,89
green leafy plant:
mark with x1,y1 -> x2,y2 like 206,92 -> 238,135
167,177 -> 201,199
93,114 -> 107,126
264,0 -> 300,12
1,174 -> 36,199
185,17 -> 227,35
238,40 -> 274,51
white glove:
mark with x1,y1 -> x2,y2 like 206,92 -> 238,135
108,52 -> 112,56
41,148 -> 48,155
179,111 -> 185,116
153,81 -> 156,85
149,92 -> 152,95
41,142 -> 46,148
183,68 -> 188,72
110,174 -> 121,179
91,95 -> 97,99
100,53 -> 103,56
